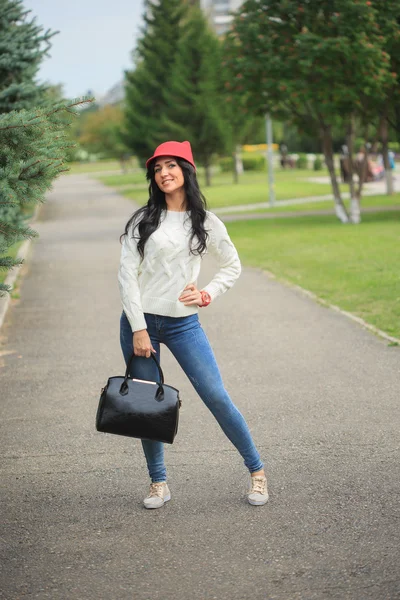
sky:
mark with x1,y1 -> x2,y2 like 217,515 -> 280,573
24,0 -> 144,101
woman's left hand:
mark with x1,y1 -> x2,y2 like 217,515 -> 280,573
178,283 -> 202,306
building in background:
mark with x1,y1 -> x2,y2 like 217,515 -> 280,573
200,0 -> 243,35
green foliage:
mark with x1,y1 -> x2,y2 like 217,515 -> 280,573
362,1 -> 400,125
219,157 -> 233,172
313,157 -> 324,171
296,154 -> 308,169
0,98 -> 92,295
124,2 -> 229,180
225,0 -> 392,125
123,0 -> 188,164
76,104 -> 128,158
223,0 -> 398,212
67,102 -> 99,161
161,8 -> 228,179
218,154 -> 267,174
0,0 -> 57,113
220,62 -> 263,155
281,123 -> 324,153
242,155 -> 266,171
0,3 -> 94,294
221,36 -> 269,164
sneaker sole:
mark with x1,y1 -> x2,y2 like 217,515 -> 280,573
248,496 -> 269,506
143,493 -> 171,509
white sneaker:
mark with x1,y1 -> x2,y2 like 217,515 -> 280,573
143,482 -> 171,509
247,476 -> 269,506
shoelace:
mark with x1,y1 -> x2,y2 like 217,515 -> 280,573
148,483 -> 165,498
250,477 -> 266,494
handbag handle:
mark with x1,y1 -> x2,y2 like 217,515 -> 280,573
125,351 -> 164,384
119,352 -> 165,399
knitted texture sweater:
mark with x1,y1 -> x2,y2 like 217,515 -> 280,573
118,210 -> 241,332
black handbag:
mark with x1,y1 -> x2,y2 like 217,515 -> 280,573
96,352 -> 181,444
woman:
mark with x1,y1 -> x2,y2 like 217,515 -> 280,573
118,140 -> 268,509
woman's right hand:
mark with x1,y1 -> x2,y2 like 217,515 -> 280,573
133,330 -> 156,358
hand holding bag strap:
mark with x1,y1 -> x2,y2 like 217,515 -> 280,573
120,352 -> 165,399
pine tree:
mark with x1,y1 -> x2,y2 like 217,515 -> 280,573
0,0 -> 56,113
0,0 -> 75,295
124,0 -> 188,164
0,99 -> 92,295
161,8 -> 228,185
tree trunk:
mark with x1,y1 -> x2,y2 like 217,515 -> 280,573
346,116 -> 361,224
232,145 -> 243,184
321,127 -> 349,223
380,116 -> 394,196
204,162 -> 212,187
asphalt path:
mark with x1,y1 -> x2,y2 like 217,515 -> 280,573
1,175 -> 399,600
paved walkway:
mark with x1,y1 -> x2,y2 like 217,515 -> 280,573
1,175 -> 399,600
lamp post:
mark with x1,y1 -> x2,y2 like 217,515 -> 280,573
265,113 -> 275,207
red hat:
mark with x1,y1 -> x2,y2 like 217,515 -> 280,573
146,140 -> 196,170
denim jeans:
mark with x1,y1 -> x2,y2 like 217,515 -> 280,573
120,312 -> 264,482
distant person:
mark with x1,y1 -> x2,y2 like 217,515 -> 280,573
340,145 -> 350,183
370,159 -> 384,181
279,143 -> 294,168
118,141 -> 268,509
388,150 -> 395,171
280,142 -> 289,168
377,150 -> 396,176
355,147 -> 374,182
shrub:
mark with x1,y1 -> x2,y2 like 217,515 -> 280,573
296,154 -> 308,169
242,155 -> 266,171
219,154 -> 266,172
219,157 -> 233,172
313,156 -> 324,170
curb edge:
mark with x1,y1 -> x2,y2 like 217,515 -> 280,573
0,239 -> 33,332
263,269 -> 400,346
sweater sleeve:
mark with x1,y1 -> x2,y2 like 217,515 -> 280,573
118,228 -> 147,332
202,213 -> 241,301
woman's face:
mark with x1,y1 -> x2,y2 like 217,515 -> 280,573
153,156 -> 185,193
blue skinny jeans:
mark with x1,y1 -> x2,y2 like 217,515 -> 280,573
120,312 -> 264,482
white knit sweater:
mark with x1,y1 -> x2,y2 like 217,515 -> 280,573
118,210 -> 241,332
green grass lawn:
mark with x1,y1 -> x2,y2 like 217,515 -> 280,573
226,211 -> 400,340
67,159 -> 121,174
96,164 -> 399,215
204,170 -> 336,207
97,168 -> 338,208
96,166 -> 400,213
246,193 -> 400,214
97,171 -> 147,187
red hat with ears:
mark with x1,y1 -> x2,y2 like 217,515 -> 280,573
146,140 -> 196,170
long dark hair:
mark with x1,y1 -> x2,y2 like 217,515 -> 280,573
120,158 -> 208,258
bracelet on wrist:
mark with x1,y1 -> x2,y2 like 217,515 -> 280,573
199,290 -> 211,308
